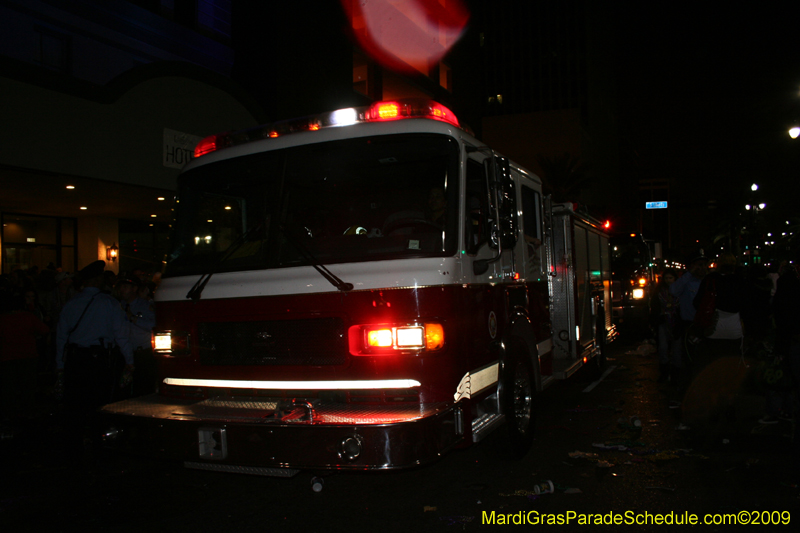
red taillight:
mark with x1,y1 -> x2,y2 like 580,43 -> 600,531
349,323 -> 444,355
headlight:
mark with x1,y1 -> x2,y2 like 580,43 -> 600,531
152,330 -> 190,355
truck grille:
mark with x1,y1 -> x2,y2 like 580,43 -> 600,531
197,318 -> 347,366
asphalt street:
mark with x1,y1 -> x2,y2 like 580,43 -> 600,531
1,336 -> 798,532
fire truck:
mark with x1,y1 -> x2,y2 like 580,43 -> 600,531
100,99 -> 616,476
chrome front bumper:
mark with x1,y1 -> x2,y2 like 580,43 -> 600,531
99,394 -> 463,472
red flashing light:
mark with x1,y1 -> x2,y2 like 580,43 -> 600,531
603,220 -> 611,229
194,135 -> 219,158
375,102 -> 400,120
365,99 -> 459,127
193,99 -> 460,159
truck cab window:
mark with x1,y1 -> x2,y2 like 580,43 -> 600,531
465,158 -> 489,254
521,186 -> 542,243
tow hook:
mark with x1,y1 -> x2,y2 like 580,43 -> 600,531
278,399 -> 318,422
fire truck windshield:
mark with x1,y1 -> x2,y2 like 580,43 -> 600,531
164,133 -> 460,278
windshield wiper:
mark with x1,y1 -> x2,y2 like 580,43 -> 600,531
186,223 -> 264,301
280,225 -> 353,292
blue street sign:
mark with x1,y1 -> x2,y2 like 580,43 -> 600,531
646,201 -> 668,209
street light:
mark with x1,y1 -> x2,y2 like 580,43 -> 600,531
751,183 -> 759,191
790,127 -> 800,139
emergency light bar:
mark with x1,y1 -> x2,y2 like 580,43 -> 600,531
194,99 -> 460,158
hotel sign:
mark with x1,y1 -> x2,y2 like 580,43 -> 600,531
164,128 -> 203,169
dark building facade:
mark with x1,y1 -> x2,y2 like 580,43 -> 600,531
0,0 -> 260,275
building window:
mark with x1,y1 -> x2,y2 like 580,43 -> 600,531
439,62 -> 452,92
1,214 -> 77,274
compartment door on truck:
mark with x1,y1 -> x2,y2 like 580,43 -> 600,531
520,184 -> 544,282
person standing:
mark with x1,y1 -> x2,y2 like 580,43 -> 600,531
41,272 -> 76,373
671,251 -> 708,324
693,252 -> 744,341
651,268 -> 681,383
0,292 -> 49,424
762,264 -> 800,425
687,251 -> 745,400
669,250 -> 708,383
117,276 -> 156,397
42,272 -> 76,328
56,260 -> 133,459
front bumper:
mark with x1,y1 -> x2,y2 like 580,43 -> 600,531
99,394 -> 463,473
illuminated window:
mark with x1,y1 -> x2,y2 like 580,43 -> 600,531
439,63 -> 452,92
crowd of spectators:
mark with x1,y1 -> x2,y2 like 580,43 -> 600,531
651,253 -> 800,427
0,262 -> 159,433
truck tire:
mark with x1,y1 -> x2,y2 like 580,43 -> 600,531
500,354 -> 535,459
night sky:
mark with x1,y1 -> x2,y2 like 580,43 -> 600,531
613,5 -> 800,235
231,2 -> 800,258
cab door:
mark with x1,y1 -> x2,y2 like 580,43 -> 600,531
464,152 -> 518,281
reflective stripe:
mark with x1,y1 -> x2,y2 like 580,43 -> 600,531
454,361 -> 499,402
163,378 -> 420,390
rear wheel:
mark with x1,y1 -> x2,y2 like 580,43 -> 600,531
500,355 -> 535,458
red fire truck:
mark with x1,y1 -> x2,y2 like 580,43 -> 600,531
101,99 -> 616,477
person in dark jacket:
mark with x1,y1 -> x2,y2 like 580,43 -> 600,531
760,264 -> 800,425
694,252 -> 743,319
691,252 -> 744,366
740,264 -> 773,355
651,268 -> 681,383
